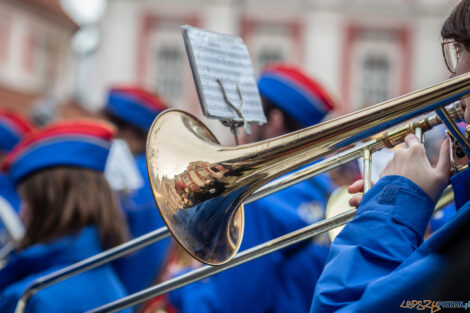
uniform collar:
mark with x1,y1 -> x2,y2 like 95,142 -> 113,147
0,227 -> 103,291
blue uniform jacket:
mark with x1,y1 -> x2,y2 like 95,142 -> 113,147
0,227 -> 130,313
311,171 -> 470,313
113,154 -> 170,295
170,174 -> 334,313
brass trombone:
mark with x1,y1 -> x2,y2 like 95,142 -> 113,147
88,190 -> 455,313
15,72 -> 470,313
86,73 -> 470,313
145,72 -> 470,266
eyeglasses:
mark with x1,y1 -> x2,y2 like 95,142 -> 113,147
441,38 -> 462,74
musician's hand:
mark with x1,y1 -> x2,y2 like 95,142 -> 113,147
380,134 -> 450,202
348,179 -> 365,207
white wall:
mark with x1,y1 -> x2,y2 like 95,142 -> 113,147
411,13 -> 453,90
89,1 -> 140,109
0,1 -> 73,101
305,9 -> 343,109
89,0 -> 457,142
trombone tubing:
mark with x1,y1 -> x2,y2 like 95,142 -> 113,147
88,184 -> 455,313
144,72 -> 470,265
14,227 -> 171,313
87,187 -> 455,313
87,209 -> 357,313
15,83 -> 467,313
249,99 -> 465,203
14,143 -> 358,313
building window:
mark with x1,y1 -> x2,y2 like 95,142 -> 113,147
0,19 -> 10,65
358,54 -> 390,108
24,32 -> 38,74
256,48 -> 284,71
23,30 -> 60,90
24,32 -> 48,78
347,28 -> 406,112
244,21 -> 298,73
152,44 -> 184,105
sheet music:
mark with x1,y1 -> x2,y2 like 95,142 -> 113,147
182,25 -> 266,124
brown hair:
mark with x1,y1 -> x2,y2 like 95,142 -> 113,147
103,111 -> 148,155
262,97 -> 305,132
18,167 -> 129,250
441,0 -> 470,49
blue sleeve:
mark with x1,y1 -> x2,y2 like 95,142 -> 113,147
311,175 -> 435,313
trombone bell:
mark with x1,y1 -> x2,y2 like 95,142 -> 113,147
146,110 -> 245,265
147,73 -> 470,265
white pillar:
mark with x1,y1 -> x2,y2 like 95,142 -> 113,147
304,9 -> 343,107
93,0 -> 140,109
411,15 -> 449,90
203,0 -> 240,35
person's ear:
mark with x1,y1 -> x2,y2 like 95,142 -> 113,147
266,109 -> 286,137
269,109 -> 284,127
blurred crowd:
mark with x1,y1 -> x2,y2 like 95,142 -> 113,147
1,1 -> 470,312
0,60 -> 456,313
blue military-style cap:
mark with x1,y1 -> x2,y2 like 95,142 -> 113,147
106,86 -> 168,131
3,120 -> 115,183
258,63 -> 335,127
0,110 -> 34,153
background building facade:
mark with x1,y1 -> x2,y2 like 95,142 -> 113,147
0,0 -> 459,139
0,0 -> 91,121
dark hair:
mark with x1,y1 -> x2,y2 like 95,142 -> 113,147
262,98 -> 305,132
103,111 -> 148,154
441,0 -> 470,49
18,167 -> 129,250
103,111 -> 147,140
